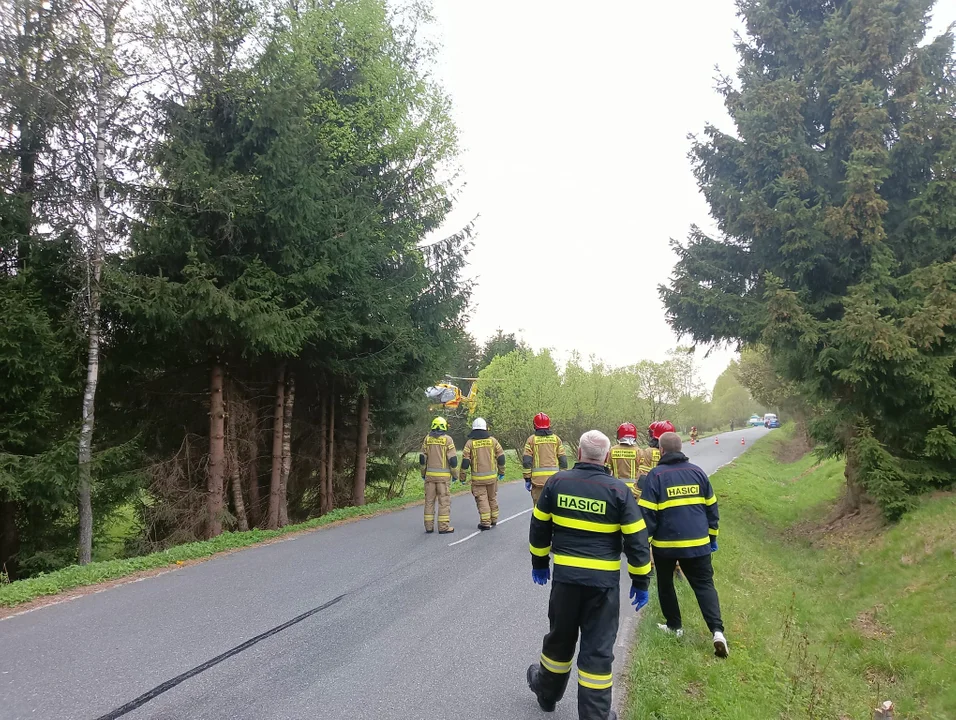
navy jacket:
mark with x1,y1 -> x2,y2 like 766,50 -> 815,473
529,462 -> 651,590
638,452 -> 719,559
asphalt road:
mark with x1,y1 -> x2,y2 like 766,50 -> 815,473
1,427 -> 768,720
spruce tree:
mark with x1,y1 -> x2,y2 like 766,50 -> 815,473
662,0 -> 956,517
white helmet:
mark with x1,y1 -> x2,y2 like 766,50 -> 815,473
472,417 -> 488,431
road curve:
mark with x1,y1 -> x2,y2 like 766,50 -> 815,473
1,427 -> 768,720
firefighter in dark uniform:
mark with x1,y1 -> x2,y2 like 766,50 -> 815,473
639,431 -> 729,657
526,430 -> 652,720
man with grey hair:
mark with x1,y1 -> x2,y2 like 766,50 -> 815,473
640,432 -> 728,657
527,430 -> 652,720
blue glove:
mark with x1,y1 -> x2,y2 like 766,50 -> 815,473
630,586 -> 649,611
710,539 -> 718,552
532,568 -> 550,586
525,479 -> 532,491
497,473 -> 505,481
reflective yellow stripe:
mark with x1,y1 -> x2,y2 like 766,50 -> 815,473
621,519 -> 646,535
532,469 -> 558,477
657,497 -> 707,510
651,536 -> 712,548
578,669 -> 612,682
472,472 -> 497,480
530,544 -> 552,557
438,515 -> 450,521
553,554 -> 620,571
540,653 -> 572,674
552,515 -> 620,533
578,669 -> 613,689
533,506 -> 552,522
628,561 -> 652,575
705,494 -> 717,506
638,498 -> 659,511
579,678 -> 613,690
709,528 -> 719,536
426,470 -> 451,478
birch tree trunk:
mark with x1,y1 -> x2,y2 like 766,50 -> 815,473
77,0 -> 115,564
226,379 -> 248,532
207,364 -> 225,538
326,383 -> 335,512
278,372 -> 294,527
318,390 -> 329,514
352,393 -> 369,506
246,412 -> 260,528
0,498 -> 19,581
267,363 -> 286,529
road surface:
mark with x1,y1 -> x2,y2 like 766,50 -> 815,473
1,427 -> 768,720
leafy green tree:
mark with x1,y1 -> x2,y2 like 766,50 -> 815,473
712,361 -> 760,428
476,349 -> 562,453
662,0 -> 956,517
479,329 -> 528,369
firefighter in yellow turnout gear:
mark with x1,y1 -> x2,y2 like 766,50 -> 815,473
461,417 -> 506,530
523,412 -> 568,506
608,422 -> 647,501
420,417 -> 458,534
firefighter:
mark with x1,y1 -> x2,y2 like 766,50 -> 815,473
639,420 -> 675,481
461,417 -> 506,530
527,430 -> 652,720
639,431 -> 728,658
522,412 -> 568,505
608,422 -> 643,501
419,416 -> 458,534
690,426 -> 699,443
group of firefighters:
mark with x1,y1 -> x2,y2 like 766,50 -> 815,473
419,413 -> 679,534
420,413 -> 727,720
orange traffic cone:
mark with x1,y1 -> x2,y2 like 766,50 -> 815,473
691,438 -> 695,446
741,437 -> 745,446
714,436 -> 719,445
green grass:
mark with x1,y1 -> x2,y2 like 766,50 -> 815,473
624,426 -> 956,720
1,459 -> 526,609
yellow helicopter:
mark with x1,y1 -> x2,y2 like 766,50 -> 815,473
425,376 -> 479,414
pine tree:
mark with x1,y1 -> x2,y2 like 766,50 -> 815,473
661,0 -> 956,518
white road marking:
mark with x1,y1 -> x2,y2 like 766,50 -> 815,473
496,507 -> 533,526
447,507 -> 532,546
447,531 -> 480,546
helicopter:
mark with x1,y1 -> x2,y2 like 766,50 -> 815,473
425,376 -> 479,414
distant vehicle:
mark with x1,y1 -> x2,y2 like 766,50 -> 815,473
764,413 -> 780,428
748,414 -> 763,427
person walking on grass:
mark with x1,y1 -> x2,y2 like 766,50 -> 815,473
639,431 -> 729,657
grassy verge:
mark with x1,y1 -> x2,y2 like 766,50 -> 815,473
624,426 -> 956,720
1,458 -> 526,610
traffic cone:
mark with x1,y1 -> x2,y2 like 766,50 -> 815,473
741,437 -> 745,446
714,436 -> 719,445
691,438 -> 695,446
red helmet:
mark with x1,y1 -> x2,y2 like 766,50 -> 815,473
533,412 -> 551,430
649,420 -> 676,440
617,423 -> 637,442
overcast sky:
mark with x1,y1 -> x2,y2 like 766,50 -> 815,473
426,0 -> 956,392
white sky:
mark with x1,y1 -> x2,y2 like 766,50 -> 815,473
428,0 -> 956,391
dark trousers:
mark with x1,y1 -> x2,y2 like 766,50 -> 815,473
655,553 -> 724,632
536,581 -> 619,720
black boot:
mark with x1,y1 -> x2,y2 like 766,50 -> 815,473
526,664 -> 556,712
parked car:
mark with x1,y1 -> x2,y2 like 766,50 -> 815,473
748,414 -> 763,427
764,413 -> 780,428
